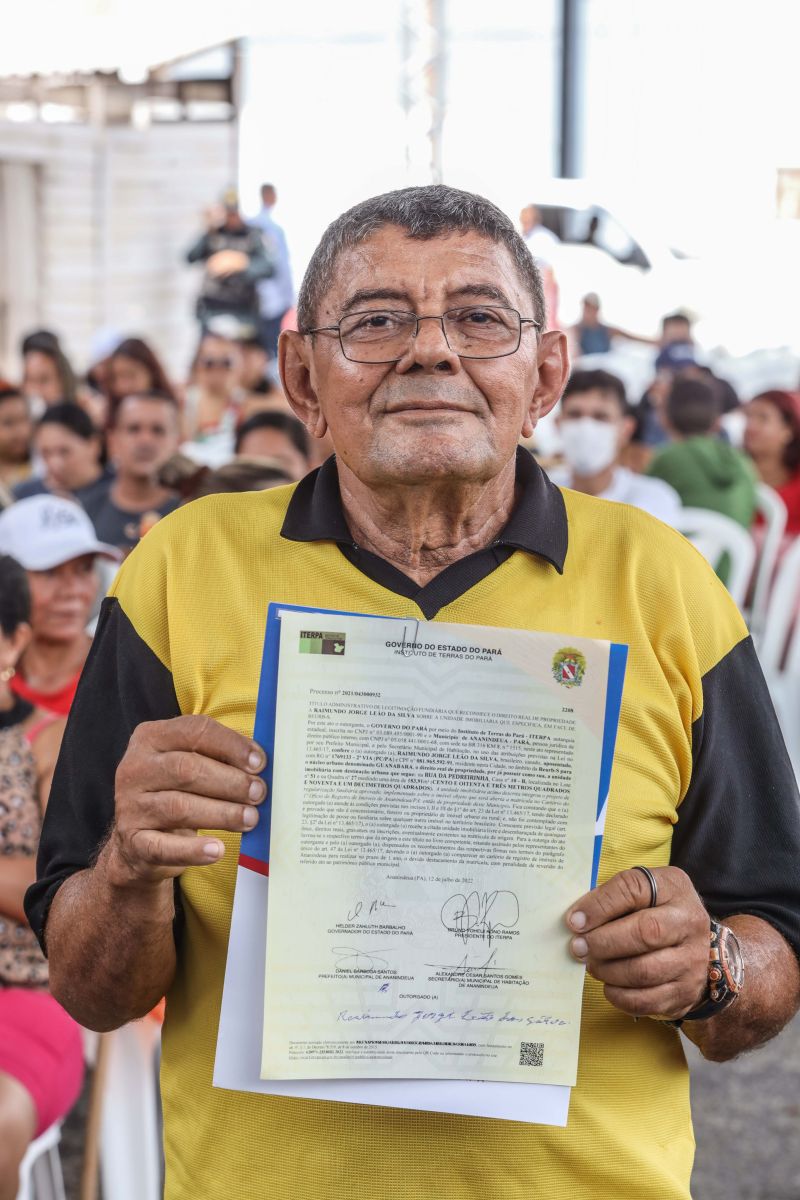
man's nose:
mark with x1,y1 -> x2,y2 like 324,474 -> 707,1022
398,315 -> 461,373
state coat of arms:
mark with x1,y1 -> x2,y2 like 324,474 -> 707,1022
552,647 -> 587,688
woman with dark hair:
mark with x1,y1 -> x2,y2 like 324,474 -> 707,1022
181,332 -> 244,465
13,403 -> 110,505
21,340 -> 77,411
107,337 -> 176,404
744,389 -> 800,534
0,554 -> 84,1198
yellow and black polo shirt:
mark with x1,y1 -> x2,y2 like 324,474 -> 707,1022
28,450 -> 800,1200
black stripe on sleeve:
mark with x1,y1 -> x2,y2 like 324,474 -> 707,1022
670,635 -> 800,959
25,596 -> 182,950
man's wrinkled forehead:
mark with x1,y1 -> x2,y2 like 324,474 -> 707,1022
317,228 -> 532,320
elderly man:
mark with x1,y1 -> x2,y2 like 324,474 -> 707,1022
27,186 -> 800,1200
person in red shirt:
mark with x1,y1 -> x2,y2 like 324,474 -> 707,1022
0,496 -> 120,716
744,389 -> 800,534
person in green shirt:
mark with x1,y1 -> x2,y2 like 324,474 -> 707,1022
647,377 -> 758,528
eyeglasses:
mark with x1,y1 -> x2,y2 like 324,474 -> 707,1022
303,305 -> 541,364
199,357 -> 234,370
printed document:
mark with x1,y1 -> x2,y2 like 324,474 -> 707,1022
262,610 -> 623,1087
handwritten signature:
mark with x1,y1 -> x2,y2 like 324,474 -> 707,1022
424,948 -> 504,976
441,890 -> 520,943
336,1008 -> 568,1027
331,946 -> 393,969
346,898 -> 398,922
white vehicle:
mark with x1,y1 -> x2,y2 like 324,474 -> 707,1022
527,180 -> 702,338
526,181 -> 800,359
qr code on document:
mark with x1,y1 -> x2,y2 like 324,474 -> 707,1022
519,1041 -> 544,1067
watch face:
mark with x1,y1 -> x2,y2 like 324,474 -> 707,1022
719,926 -> 745,992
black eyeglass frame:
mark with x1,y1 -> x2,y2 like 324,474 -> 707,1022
302,305 -> 542,364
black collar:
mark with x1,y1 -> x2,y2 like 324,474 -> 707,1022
281,447 -> 567,574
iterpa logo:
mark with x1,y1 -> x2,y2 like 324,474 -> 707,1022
299,631 -> 346,656
552,647 -> 586,688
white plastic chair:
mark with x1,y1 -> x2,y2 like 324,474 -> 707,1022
756,536 -> 800,777
99,1020 -> 162,1200
16,1121 -> 66,1200
748,483 -> 787,642
756,536 -> 800,677
674,508 -> 756,610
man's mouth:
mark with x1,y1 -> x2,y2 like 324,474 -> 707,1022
385,399 -> 474,414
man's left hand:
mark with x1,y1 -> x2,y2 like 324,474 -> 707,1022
566,867 -> 710,1020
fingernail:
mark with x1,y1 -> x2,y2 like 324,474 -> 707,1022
243,807 -> 259,828
569,910 -> 587,931
571,937 -> 588,959
248,749 -> 264,771
203,841 -> 223,860
249,778 -> 264,802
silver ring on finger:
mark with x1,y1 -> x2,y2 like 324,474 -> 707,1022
632,864 -> 658,908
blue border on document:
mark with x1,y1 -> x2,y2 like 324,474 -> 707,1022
241,603 -> 628,891
591,642 -> 628,887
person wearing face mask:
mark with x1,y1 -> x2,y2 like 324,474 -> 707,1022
548,369 -> 682,525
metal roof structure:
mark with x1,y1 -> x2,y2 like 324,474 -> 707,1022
0,2 -> 242,79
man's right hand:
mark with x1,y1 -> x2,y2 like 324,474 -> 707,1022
106,715 -> 266,887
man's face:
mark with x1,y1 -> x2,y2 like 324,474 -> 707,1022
283,227 -> 566,488
558,388 -> 633,457
661,318 -> 692,347
0,396 -> 32,463
109,397 -> 180,482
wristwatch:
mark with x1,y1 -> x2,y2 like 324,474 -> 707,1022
669,919 -> 744,1028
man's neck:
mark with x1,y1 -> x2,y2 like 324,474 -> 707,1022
111,474 -> 169,512
568,463 -> 617,497
337,458 -> 518,587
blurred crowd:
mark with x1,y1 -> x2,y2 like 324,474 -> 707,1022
1,186 -> 800,1196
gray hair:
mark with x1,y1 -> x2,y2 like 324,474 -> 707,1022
297,184 -> 546,332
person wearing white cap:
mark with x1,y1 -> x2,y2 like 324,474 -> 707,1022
0,496 -> 120,716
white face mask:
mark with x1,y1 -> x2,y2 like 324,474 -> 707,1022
559,417 -> 619,476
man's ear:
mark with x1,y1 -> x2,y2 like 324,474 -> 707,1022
279,331 -> 328,440
522,329 -> 570,439
619,413 -> 637,447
